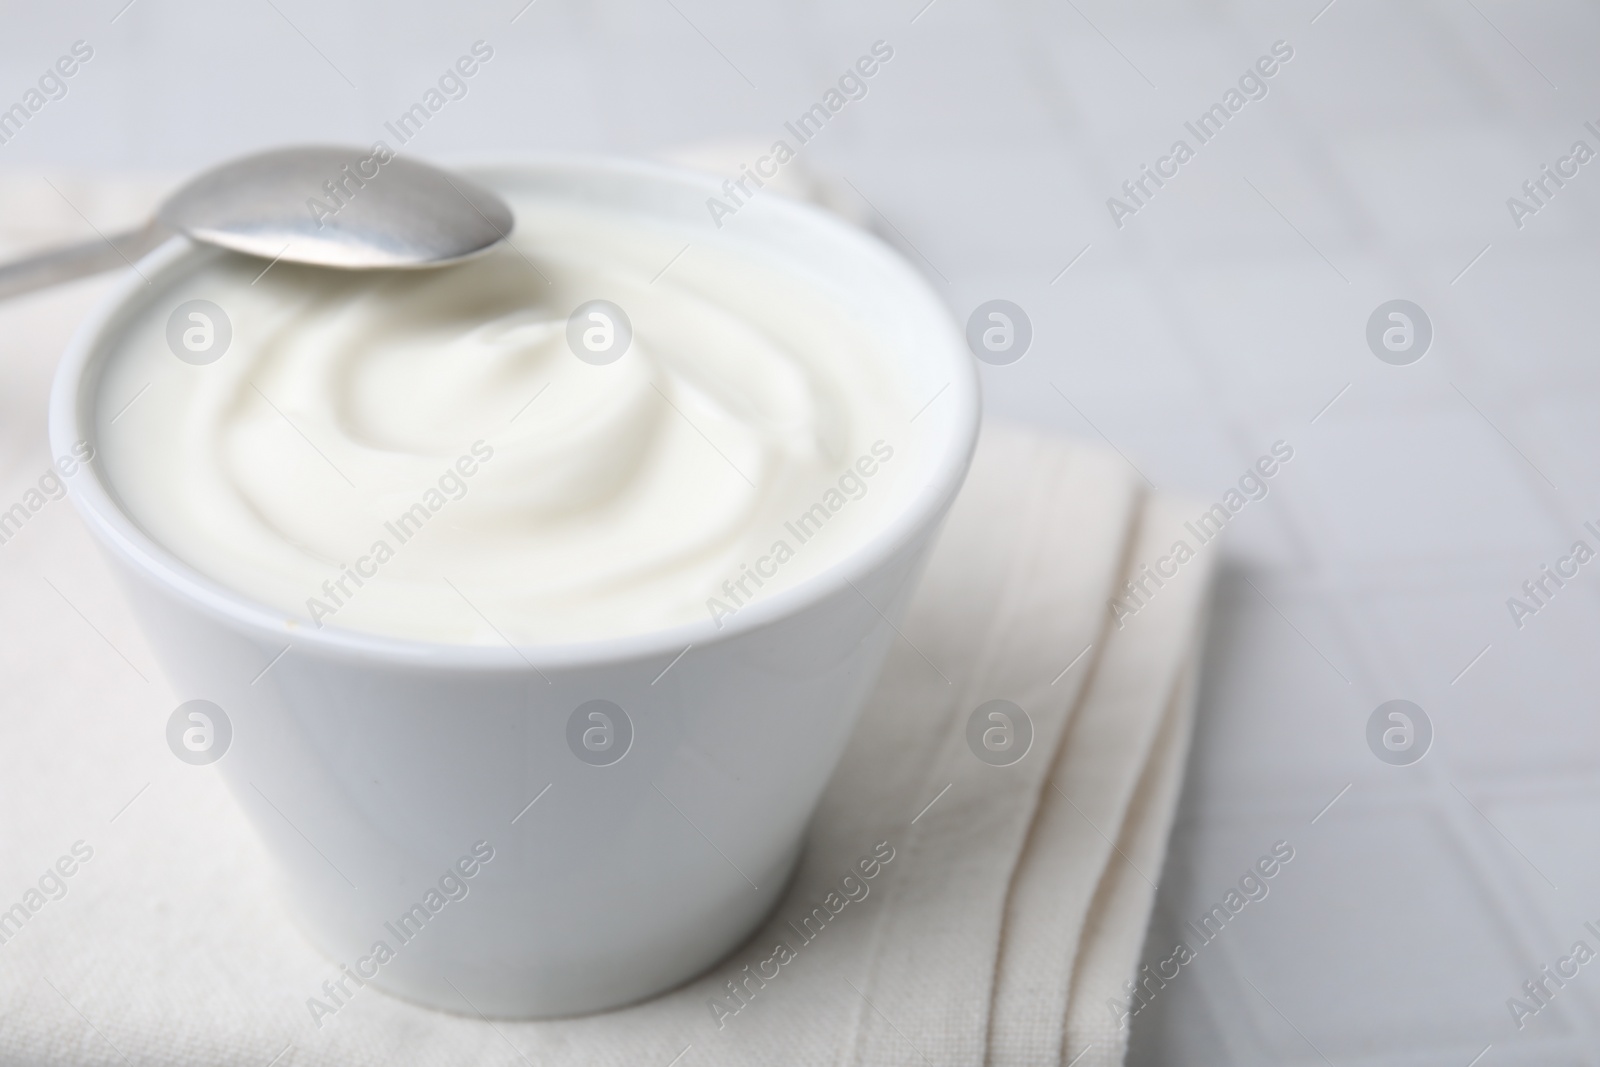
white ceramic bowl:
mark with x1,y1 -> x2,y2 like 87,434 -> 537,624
49,155 -> 979,1018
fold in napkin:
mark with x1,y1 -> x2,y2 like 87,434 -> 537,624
0,175 -> 1214,1067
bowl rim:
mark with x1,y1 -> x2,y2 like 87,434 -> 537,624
48,151 -> 981,672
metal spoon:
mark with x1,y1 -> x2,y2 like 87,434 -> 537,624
0,145 -> 514,301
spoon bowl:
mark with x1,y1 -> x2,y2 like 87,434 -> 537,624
158,145 -> 515,269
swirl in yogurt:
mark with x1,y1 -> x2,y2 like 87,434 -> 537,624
96,195 -> 919,644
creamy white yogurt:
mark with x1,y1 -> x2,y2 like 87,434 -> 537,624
95,189 -> 922,645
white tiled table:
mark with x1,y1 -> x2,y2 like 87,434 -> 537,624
4,0 -> 1599,1062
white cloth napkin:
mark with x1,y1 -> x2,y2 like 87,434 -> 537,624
0,174 -> 1213,1066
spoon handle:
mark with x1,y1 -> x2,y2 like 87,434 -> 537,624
0,222 -> 170,303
